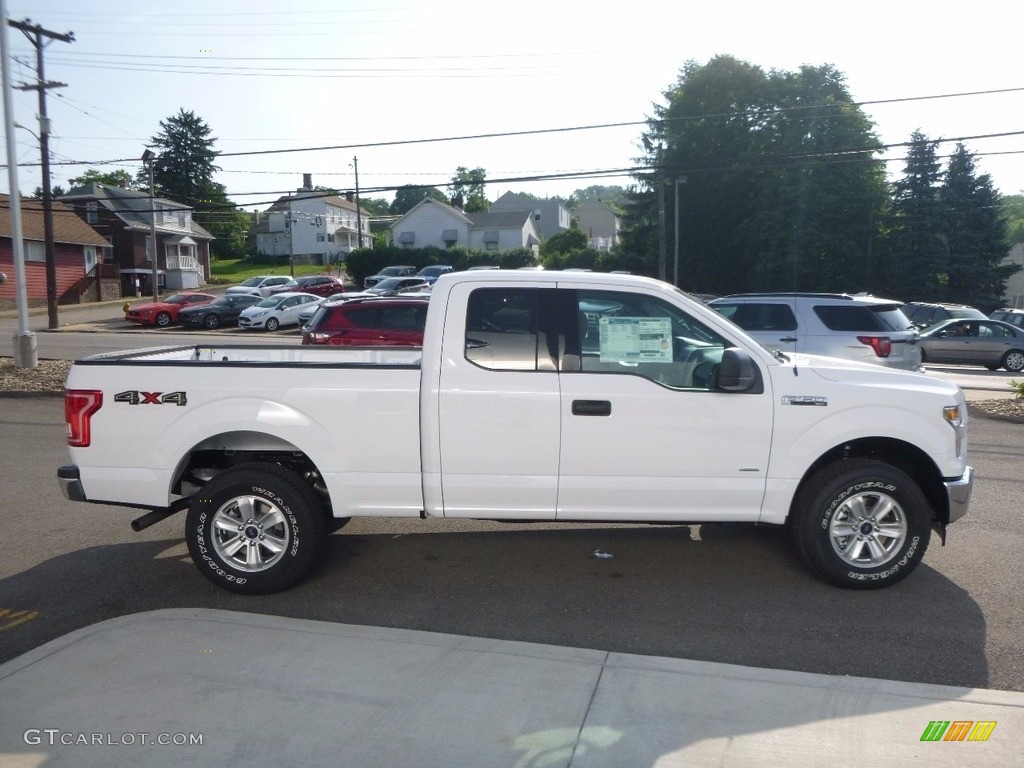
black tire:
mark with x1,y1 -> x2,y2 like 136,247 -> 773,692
265,317 -> 280,331
790,459 -> 931,589
155,311 -> 172,327
185,462 -> 326,594
204,313 -> 221,329
1002,349 -> 1024,373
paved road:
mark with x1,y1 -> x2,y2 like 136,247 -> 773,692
1,397 -> 1021,692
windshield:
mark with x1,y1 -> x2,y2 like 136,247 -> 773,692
379,267 -> 408,277
256,297 -> 281,308
373,278 -> 404,290
239,277 -> 264,287
163,294 -> 189,304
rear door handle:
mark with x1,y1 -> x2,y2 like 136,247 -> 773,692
572,400 -> 611,416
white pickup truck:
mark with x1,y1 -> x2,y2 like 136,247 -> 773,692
59,271 -> 973,594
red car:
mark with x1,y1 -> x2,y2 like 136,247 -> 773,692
301,297 -> 428,346
267,275 -> 350,298
124,291 -> 217,327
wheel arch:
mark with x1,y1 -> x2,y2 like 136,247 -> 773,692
791,437 -> 948,525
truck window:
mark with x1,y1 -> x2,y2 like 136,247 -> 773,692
572,290 -> 728,390
465,288 -> 541,371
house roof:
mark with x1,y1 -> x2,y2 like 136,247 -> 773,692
60,183 -> 214,240
265,191 -> 366,216
0,194 -> 109,247
467,210 -> 533,229
389,198 -> 472,229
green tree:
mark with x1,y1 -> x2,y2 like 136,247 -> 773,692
565,185 -> 629,210
33,184 -> 65,198
139,109 -> 222,208
448,167 -> 488,213
1002,194 -> 1024,244
941,144 -> 1016,308
883,131 -> 946,300
390,185 -> 447,215
67,168 -> 135,190
357,197 -> 392,217
620,55 -> 887,293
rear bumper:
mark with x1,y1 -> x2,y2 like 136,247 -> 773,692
944,466 -> 973,523
58,465 -> 87,502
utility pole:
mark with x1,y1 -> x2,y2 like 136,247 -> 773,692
352,156 -> 362,252
10,17 -> 74,331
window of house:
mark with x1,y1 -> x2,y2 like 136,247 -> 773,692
178,210 -> 187,227
24,241 -> 45,262
86,202 -> 98,224
317,234 -> 326,242
84,246 -> 97,273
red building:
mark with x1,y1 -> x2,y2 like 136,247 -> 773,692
0,194 -> 113,311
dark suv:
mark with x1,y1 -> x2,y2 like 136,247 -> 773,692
902,301 -> 986,329
990,308 -> 1024,329
301,297 -> 429,346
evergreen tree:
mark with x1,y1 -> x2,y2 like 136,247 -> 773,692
884,131 -> 946,300
140,108 -> 222,208
389,185 -> 446,215
941,144 -> 1017,308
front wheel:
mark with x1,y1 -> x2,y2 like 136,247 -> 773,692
790,459 -> 931,589
155,311 -> 172,327
1002,349 -> 1024,372
204,313 -> 221,329
185,462 -> 326,594
265,316 -> 280,331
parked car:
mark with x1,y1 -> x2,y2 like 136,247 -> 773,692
267,275 -> 348,298
708,292 -> 921,370
179,293 -> 262,329
364,265 -> 416,289
416,265 -> 454,285
365,277 -> 431,297
297,291 -> 376,327
302,297 -> 429,346
919,318 -> 1024,371
238,292 -> 323,331
902,301 -> 987,329
225,275 -> 292,298
990,308 -> 1024,329
123,291 -> 216,327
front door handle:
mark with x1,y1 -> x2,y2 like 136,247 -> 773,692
778,336 -> 798,343
572,400 -> 611,416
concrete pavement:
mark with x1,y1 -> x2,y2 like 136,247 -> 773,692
0,609 -> 1021,767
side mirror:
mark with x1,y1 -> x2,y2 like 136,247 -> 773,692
717,348 -> 762,393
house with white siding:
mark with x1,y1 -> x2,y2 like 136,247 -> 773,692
488,191 -> 570,241
254,175 -> 370,263
389,199 -> 540,254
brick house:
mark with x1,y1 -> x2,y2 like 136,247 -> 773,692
60,183 -> 213,298
0,194 -> 113,310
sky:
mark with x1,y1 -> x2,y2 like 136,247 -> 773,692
3,0 -> 1023,214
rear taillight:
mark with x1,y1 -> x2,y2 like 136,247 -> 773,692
65,390 -> 103,447
858,336 -> 892,358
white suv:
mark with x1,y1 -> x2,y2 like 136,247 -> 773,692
709,293 -> 921,370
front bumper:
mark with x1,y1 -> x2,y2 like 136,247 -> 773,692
58,465 -> 87,502
944,466 -> 973,523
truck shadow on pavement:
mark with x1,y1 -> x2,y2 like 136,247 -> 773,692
0,521 -> 989,693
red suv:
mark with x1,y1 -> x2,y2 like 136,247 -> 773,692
301,297 -> 429,346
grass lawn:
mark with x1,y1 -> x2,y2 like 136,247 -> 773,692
209,258 -> 347,285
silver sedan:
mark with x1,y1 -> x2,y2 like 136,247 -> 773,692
919,319 -> 1024,372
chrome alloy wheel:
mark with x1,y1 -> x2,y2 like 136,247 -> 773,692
211,495 -> 291,572
827,489 -> 908,567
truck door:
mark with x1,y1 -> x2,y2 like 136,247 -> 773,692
431,283 -> 561,518
556,287 -> 773,521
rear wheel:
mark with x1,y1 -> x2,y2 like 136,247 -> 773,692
790,459 -> 931,589
204,313 -> 221,329
1002,349 -> 1024,372
185,462 -> 326,594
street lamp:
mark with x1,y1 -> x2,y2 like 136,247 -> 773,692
142,148 -> 159,303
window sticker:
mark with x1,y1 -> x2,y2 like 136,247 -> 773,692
599,317 -> 672,362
